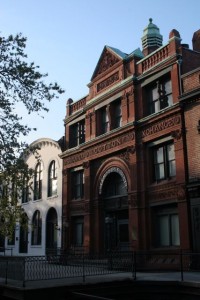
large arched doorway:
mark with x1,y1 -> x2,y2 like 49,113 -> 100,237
46,208 -> 58,253
100,168 -> 129,252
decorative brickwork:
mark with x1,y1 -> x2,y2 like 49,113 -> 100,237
97,51 -> 119,76
97,72 -> 119,92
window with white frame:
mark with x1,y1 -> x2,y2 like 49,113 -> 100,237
152,142 -> 176,181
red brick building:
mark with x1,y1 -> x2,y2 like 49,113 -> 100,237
61,19 -> 200,254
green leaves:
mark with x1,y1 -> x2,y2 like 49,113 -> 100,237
0,32 -> 64,238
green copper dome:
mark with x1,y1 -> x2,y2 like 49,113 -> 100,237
142,18 -> 163,49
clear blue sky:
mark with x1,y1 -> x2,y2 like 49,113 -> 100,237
1,0 -> 200,144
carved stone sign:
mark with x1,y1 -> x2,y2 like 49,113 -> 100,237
142,115 -> 181,138
97,72 -> 119,92
64,132 -> 134,165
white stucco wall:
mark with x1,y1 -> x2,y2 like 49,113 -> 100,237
5,138 -> 63,256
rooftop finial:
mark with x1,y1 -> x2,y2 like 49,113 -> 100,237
149,18 -> 153,23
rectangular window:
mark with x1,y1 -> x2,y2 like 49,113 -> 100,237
69,120 -> 85,148
154,207 -> 180,247
147,77 -> 172,115
71,170 -> 84,199
153,143 -> 176,181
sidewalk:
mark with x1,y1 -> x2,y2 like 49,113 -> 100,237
1,271 -> 200,300
1,270 -> 200,289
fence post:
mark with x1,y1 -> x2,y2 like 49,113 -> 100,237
82,253 -> 85,283
133,251 -> 136,280
23,257 -> 26,287
180,249 -> 184,281
5,258 -> 8,284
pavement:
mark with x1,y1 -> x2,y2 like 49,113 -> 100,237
1,270 -> 200,290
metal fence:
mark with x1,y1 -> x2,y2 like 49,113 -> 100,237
0,250 -> 200,287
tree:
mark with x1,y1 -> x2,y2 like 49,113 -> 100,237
0,33 -> 64,238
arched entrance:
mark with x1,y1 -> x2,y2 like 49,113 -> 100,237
100,168 -> 129,252
46,208 -> 58,253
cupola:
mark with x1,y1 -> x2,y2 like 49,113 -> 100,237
141,18 -> 163,56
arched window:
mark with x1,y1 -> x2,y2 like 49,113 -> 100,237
102,172 -> 127,198
31,210 -> 42,245
34,162 -> 42,200
48,160 -> 57,197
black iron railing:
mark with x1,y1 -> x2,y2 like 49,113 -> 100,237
0,250 -> 200,287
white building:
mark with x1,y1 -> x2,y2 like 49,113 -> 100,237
5,138 -> 63,256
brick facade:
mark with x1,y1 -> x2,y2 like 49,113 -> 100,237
61,20 -> 200,254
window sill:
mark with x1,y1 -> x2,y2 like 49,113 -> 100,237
47,195 -> 58,200
150,177 -> 176,186
150,246 -> 180,251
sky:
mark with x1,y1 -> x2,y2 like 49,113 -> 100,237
1,0 -> 200,144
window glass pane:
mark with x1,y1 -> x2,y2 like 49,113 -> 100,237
31,211 -> 41,245
167,144 -> 175,160
155,147 -> 164,163
169,160 -> 176,177
114,101 -> 122,128
165,80 -> 172,94
171,214 -> 180,246
167,144 -> 176,177
158,215 -> 169,246
75,223 -> 83,245
154,147 -> 165,180
154,100 -> 159,113
152,87 -> 158,100
52,179 -> 57,195
101,108 -> 108,133
72,171 -> 84,199
155,164 -> 165,180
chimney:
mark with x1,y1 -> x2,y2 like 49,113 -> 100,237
192,29 -> 200,52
